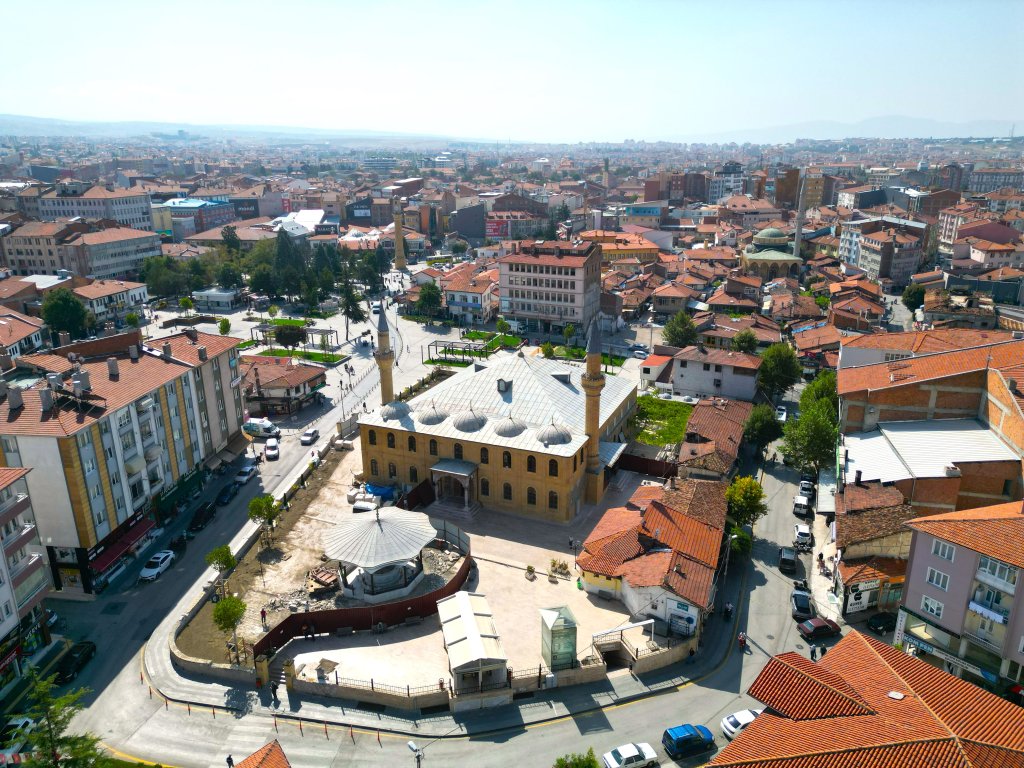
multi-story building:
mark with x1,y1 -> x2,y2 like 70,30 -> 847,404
938,202 -> 982,254
579,230 -> 660,265
0,467 -> 50,711
60,228 -> 160,279
2,221 -> 92,275
967,168 -> 1024,194
484,211 -> 543,240
838,215 -> 928,270
642,171 -> 708,204
163,198 -> 237,242
71,280 -> 149,325
38,182 -> 153,231
0,308 -> 46,361
708,161 -> 745,203
886,186 -> 961,218
979,188 -> 1024,215
498,240 -> 602,333
0,331 -> 244,595
442,268 -> 499,324
897,502 -> 1024,693
859,227 -> 923,286
640,344 -> 762,401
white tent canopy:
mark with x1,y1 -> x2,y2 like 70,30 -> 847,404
323,506 -> 436,569
437,591 -> 507,674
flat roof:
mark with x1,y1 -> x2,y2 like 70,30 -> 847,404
844,419 -> 1017,483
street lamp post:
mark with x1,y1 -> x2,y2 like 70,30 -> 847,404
408,741 -> 423,767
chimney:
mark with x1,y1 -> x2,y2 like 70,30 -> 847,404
58,331 -> 71,347
78,370 -> 91,391
129,345 -> 139,360
197,346 -> 207,362
162,342 -> 172,360
39,388 -> 53,412
107,357 -> 119,379
46,373 -> 62,390
7,388 -> 23,410
855,469 -> 862,486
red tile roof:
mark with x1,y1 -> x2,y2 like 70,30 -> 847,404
710,631 -> 1024,768
905,501 -> 1024,569
840,328 -> 1012,353
0,467 -> 31,491
237,740 -> 291,768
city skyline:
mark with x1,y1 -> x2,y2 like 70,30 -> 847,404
4,0 -> 1022,144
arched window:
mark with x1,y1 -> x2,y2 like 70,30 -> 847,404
527,455 -> 536,473
480,447 -> 489,465
408,436 -> 416,452
573,455 -> 577,471
548,459 -> 558,477
502,451 -> 512,468
429,439 -> 438,456
503,482 -> 512,500
388,462 -> 397,478
370,459 -> 379,476
454,443 -> 463,460
368,430 -> 377,446
480,478 -> 490,497
548,490 -> 558,510
527,487 -> 536,505
410,466 -> 418,483
386,432 -> 395,449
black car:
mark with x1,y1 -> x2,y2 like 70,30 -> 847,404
215,483 -> 239,506
867,612 -> 898,635
56,641 -> 96,683
187,502 -> 216,533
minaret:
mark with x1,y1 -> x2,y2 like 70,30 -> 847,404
581,320 -> 606,503
374,306 -> 395,406
392,200 -> 407,271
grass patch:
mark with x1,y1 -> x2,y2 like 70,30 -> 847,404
424,358 -> 472,367
258,349 -> 347,364
464,330 -> 495,341
236,339 -> 258,350
485,334 -> 522,350
271,318 -> 306,327
634,394 -> 693,446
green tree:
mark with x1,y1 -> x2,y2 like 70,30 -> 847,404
339,286 -> 366,340
553,748 -> 600,768
267,304 -> 280,320
218,262 -> 243,289
248,494 -> 281,544
23,668 -> 109,768
275,324 -> 306,350
663,310 -> 698,348
221,225 -> 241,253
124,311 -> 140,328
205,545 -> 237,577
800,370 -> 838,419
743,403 -> 784,454
780,399 -> 839,473
42,288 -> 89,339
725,475 -> 769,527
730,524 -> 753,556
178,296 -> 194,315
213,595 -> 247,662
496,318 -> 511,335
815,295 -> 830,309
562,323 -> 576,347
249,264 -> 278,296
902,282 -> 926,312
541,341 -> 555,358
758,343 -> 802,402
451,241 -> 468,255
279,265 -> 302,298
417,282 -> 442,317
731,328 -> 758,354
218,317 -> 231,336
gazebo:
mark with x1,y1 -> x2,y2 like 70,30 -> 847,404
323,507 -> 437,603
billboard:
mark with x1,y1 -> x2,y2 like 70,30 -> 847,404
485,219 -> 509,239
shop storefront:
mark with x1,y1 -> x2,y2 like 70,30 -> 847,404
899,610 -> 1001,690
836,557 -> 906,616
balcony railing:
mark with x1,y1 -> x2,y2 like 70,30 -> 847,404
0,494 -> 30,528
962,629 -> 1004,655
2,522 -> 37,556
11,552 -> 45,589
975,569 -> 1016,596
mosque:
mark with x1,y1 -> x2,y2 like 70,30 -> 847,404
739,226 -> 802,279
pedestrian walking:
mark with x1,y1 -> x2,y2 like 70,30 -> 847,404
226,756 -> 234,768
270,681 -> 280,704
260,608 -> 267,626
687,647 -> 696,664
820,643 -> 828,657
810,645 -> 817,661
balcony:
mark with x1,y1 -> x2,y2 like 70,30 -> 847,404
962,629 -> 1004,655
14,564 -> 48,615
11,552 -> 45,590
0,493 -> 30,528
975,568 -> 1016,596
2,522 -> 38,557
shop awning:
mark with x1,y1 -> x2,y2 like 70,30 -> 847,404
90,517 -> 155,574
205,455 -> 223,470
599,441 -> 628,468
431,459 -> 477,477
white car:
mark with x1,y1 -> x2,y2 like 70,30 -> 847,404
681,396 -> 699,405
265,438 -> 280,460
794,524 -> 813,548
775,405 -> 788,421
139,550 -> 175,582
0,717 -> 35,760
601,742 -> 658,768
721,708 -> 763,739
300,428 -> 320,446
632,350 -> 648,359
235,465 -> 258,484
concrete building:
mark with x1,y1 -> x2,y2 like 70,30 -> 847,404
938,203 -> 982,254
163,198 -> 237,241
838,215 -> 928,273
708,162 -> 745,203
897,502 -> 1024,693
0,308 -> 46,361
239,356 -> 327,416
640,345 -> 761,401
0,331 -> 245,595
498,240 -> 602,334
61,228 -> 161,279
967,168 -> 1024,194
838,328 -> 1014,369
38,182 -> 153,231
71,279 -> 149,325
859,226 -> 923,287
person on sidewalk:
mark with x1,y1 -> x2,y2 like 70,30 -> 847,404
260,608 -> 267,626
226,756 -> 234,768
810,645 -> 817,661
270,681 -> 280,704
820,643 -> 828,658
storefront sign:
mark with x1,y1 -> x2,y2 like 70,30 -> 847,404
853,579 -> 880,591
905,635 -> 986,678
0,646 -> 19,672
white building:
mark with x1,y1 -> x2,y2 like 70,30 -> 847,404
72,280 -> 150,324
640,345 -> 761,401
38,182 -> 154,231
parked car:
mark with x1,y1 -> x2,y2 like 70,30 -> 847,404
799,480 -> 816,499
628,342 -> 649,353
300,428 -> 320,446
632,350 -> 648,359
265,438 -> 280,460
800,471 -> 816,484
661,724 -> 714,758
777,547 -> 798,574
601,742 -> 658,768
235,464 -> 258,484
775,405 -> 787,421
721,709 -> 763,740
56,641 -> 96,683
215,483 -> 239,506
242,417 -> 280,438
791,589 -> 816,621
0,717 -> 35,758
798,617 -> 841,640
794,524 -> 813,549
867,612 -> 898,635
139,550 -> 175,582
187,502 -> 216,534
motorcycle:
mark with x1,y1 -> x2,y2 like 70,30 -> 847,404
737,632 -> 747,650
723,603 -> 734,620
793,579 -> 809,591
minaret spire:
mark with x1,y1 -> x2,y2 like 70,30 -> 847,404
374,305 -> 395,405
581,319 -> 606,503
393,199 -> 407,271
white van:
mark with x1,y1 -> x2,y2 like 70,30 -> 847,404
243,418 -> 280,438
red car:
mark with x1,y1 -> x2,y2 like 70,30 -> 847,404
798,617 -> 841,640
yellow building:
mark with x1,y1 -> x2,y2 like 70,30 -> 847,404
358,319 -> 635,523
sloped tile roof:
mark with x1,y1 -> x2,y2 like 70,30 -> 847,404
905,501 -> 1024,569
237,740 -> 291,768
747,652 -> 875,720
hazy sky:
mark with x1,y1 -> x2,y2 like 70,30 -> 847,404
3,0 -> 1022,142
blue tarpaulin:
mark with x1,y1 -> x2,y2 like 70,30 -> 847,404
365,483 -> 396,500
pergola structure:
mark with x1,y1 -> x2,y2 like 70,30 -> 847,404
426,339 -> 488,364
249,323 -> 340,350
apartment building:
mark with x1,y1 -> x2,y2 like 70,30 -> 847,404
859,227 -> 923,287
498,240 -> 602,333
61,228 -> 161,279
0,308 -> 46,360
2,221 -> 91,275
938,202 -> 983,254
442,268 -> 499,324
897,502 -> 1024,693
967,168 -> 1024,194
838,215 -> 927,270
38,182 -> 153,231
0,331 -> 244,595
0,467 -> 49,710
641,344 -> 761,401
71,280 -> 149,325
